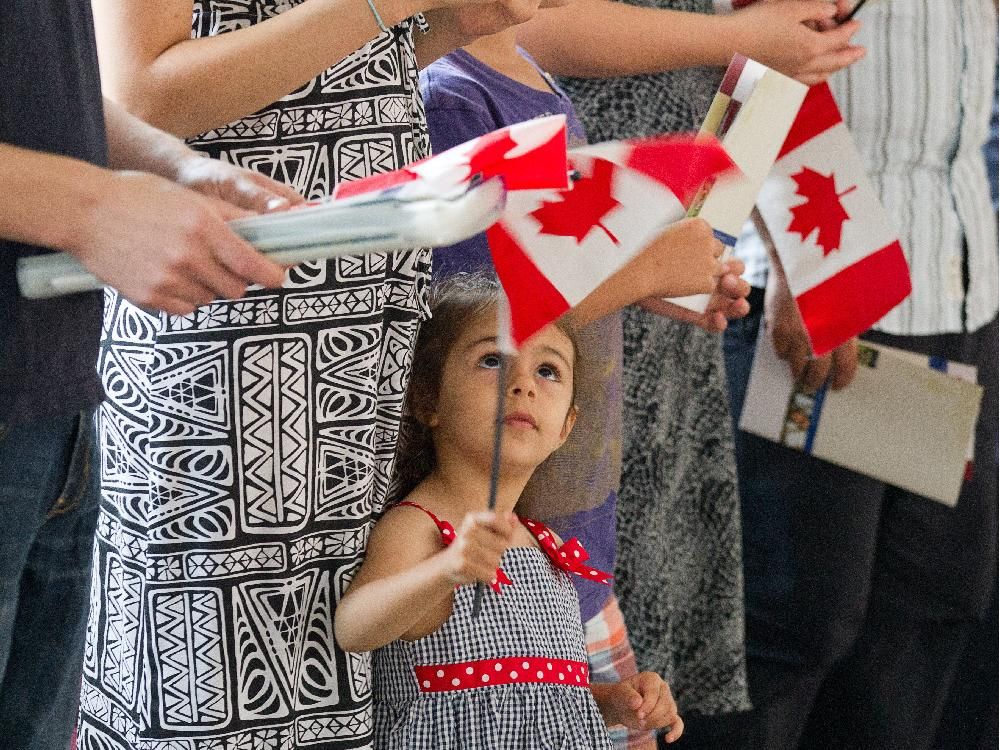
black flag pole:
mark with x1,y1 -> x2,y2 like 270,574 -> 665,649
838,0 -> 868,24
471,292 -> 513,619
470,352 -> 508,619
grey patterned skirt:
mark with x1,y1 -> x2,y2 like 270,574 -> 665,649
614,307 -> 750,716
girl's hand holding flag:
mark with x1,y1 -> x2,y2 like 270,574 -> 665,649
441,511 -> 520,586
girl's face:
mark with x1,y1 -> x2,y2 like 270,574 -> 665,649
427,310 -> 576,474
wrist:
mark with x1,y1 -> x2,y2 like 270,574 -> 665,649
708,14 -> 745,65
57,164 -> 120,261
380,0 -> 423,26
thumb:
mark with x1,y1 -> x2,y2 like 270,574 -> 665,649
620,682 -> 643,711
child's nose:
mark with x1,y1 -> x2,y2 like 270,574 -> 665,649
507,363 -> 536,398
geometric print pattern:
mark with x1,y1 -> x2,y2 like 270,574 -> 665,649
78,3 -> 431,747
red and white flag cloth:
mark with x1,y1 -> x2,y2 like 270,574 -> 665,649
487,137 -> 736,347
756,83 -> 911,356
332,115 -> 570,200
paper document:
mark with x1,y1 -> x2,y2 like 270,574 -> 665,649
739,326 -> 982,506
669,55 -> 807,312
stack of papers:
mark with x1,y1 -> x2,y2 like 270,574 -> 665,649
18,178 -> 505,299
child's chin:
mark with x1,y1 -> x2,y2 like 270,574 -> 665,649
500,441 -> 552,471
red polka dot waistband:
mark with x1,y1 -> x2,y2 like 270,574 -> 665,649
415,656 -> 590,693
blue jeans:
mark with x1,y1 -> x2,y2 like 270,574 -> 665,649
0,408 -> 100,750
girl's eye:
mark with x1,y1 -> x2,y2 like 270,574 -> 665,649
478,353 -> 502,370
537,363 -> 561,382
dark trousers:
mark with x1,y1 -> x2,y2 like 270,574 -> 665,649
723,310 -> 998,750
0,408 -> 100,750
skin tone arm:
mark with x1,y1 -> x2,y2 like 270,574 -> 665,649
335,508 -> 518,652
93,0 -> 506,137
518,0 -> 864,85
2,98 -> 301,314
565,216 -> 750,331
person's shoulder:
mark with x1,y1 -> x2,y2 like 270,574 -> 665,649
420,51 -> 498,116
370,500 -> 445,553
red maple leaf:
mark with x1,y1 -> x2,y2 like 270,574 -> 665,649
786,166 -> 857,256
530,159 -> 621,244
466,130 -> 520,181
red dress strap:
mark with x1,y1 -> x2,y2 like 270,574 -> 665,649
397,501 -> 457,543
519,518 -> 613,585
396,501 -> 512,592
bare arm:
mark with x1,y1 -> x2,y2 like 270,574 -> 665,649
564,217 -> 724,329
104,97 -> 304,213
93,0 -> 428,137
335,508 -> 516,652
517,0 -> 863,84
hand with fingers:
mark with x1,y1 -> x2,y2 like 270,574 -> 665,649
594,672 -> 684,742
725,0 -> 866,85
440,511 -> 519,586
70,170 -> 289,316
630,217 -> 727,300
172,154 -> 305,215
640,256 -> 752,332
766,269 -> 859,390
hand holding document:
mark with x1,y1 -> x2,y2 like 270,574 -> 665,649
739,325 -> 983,506
669,55 -> 808,312
18,115 -> 572,300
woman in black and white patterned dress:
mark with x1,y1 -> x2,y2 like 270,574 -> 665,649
76,2 -> 480,748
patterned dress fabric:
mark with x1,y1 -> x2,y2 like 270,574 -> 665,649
373,505 -> 613,749
77,5 -> 430,749
557,0 -> 750,717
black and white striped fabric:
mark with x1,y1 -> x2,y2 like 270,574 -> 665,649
373,546 -> 613,749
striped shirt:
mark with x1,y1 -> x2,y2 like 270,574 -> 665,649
733,0 -> 999,335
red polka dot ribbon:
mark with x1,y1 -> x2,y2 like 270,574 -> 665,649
397,502 -> 612,592
521,519 -> 614,585
415,656 -> 590,693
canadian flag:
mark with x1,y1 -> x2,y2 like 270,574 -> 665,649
333,115 -> 570,199
488,137 -> 736,347
756,83 -> 911,356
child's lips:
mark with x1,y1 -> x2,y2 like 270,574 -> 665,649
503,411 -> 537,430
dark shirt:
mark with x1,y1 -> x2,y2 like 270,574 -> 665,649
0,0 -> 108,423
420,49 -> 622,623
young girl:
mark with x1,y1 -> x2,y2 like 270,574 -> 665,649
335,274 -> 680,748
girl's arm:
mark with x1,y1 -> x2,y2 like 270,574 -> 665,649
93,0 -> 446,138
335,508 -> 517,652
517,0 -> 863,84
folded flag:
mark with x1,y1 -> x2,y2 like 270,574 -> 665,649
756,83 -> 911,356
487,137 -> 737,347
333,114 -> 570,199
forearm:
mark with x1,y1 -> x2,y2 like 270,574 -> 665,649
590,683 -> 620,725
94,0 -> 422,137
103,98 -> 194,180
335,556 -> 455,652
517,0 -> 736,78
0,144 -> 111,256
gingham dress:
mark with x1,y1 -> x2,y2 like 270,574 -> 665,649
372,503 -> 614,749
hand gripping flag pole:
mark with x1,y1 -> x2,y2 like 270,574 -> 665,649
471,291 -> 515,619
